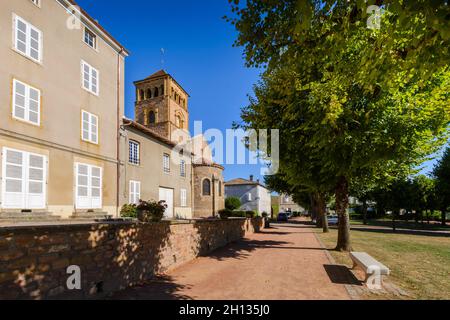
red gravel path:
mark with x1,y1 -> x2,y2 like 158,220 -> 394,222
112,222 -> 351,300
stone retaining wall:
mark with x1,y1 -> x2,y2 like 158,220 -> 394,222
0,218 -> 264,299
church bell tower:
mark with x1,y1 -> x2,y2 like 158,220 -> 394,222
134,70 -> 189,143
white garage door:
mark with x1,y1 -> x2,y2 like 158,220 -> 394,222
75,163 -> 102,209
1,148 -> 47,209
159,187 -> 174,219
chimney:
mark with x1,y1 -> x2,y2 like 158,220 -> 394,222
249,175 -> 254,182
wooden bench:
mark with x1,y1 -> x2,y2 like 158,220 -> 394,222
350,252 -> 390,288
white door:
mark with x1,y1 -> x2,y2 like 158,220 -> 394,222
75,163 -> 102,209
1,148 -> 46,209
159,187 -> 174,218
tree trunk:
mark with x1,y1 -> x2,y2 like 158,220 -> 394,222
442,209 -> 447,227
362,199 -> 368,225
317,193 -> 329,233
392,210 -> 397,232
335,176 -> 351,251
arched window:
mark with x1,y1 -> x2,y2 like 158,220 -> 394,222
139,90 -> 144,101
218,181 -> 222,197
175,115 -> 181,128
160,85 -> 164,95
202,179 -> 211,196
146,89 -> 152,99
154,87 -> 159,97
149,111 -> 156,124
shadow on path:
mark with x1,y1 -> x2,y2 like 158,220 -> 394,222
110,275 -> 193,300
323,265 -> 362,286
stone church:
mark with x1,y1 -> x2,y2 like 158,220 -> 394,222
120,70 -> 225,218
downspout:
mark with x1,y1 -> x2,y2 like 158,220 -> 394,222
116,48 -> 124,218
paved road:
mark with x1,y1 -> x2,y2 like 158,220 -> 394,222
112,222 -> 351,300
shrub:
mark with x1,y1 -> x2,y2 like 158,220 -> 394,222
137,200 -> 167,222
219,209 -> 232,219
262,212 -> 268,218
225,197 -> 241,211
231,211 -> 246,217
246,210 -> 256,218
120,204 -> 138,218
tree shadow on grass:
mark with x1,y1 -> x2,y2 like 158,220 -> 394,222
323,265 -> 362,286
350,226 -> 450,238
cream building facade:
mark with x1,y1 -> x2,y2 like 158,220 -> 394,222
0,0 -> 128,220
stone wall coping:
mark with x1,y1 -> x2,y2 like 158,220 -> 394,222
0,217 -> 260,234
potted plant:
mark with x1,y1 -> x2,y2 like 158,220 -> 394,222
262,212 -> 270,228
137,200 -> 167,222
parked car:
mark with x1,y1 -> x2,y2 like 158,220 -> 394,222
327,215 -> 338,225
277,212 -> 288,222
285,211 -> 293,219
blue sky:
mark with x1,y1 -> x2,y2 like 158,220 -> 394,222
77,0 -> 264,182
76,0 -> 441,181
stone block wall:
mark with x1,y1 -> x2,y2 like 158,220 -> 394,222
0,218 -> 263,299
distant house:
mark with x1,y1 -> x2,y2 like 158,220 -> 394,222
279,194 -> 304,213
224,176 -> 271,215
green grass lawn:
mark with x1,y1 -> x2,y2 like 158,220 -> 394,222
316,226 -> 450,300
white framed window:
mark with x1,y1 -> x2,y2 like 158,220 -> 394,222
12,79 -> 40,126
84,28 -> 97,50
129,140 -> 140,165
1,148 -> 47,209
129,180 -> 141,205
30,0 -> 41,7
163,153 -> 170,173
247,193 -> 252,201
75,163 -> 102,209
13,15 -> 42,63
81,110 -> 98,144
180,189 -> 187,207
180,160 -> 186,177
81,60 -> 99,95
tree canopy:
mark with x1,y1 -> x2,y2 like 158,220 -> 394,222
228,0 -> 450,250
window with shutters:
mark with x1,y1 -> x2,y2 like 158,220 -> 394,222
1,148 -> 46,209
12,79 -> 40,126
129,140 -> 140,165
180,160 -> 186,177
81,110 -> 98,144
13,15 -> 42,63
180,189 -> 187,207
129,180 -> 141,205
75,163 -> 102,209
81,60 -> 99,95
163,153 -> 170,173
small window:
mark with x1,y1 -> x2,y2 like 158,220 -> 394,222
219,181 -> 222,197
163,154 -> 170,173
30,0 -> 41,7
180,160 -> 186,177
202,179 -> 211,196
154,87 -> 159,98
14,15 -> 42,63
12,79 -> 40,126
81,60 -> 99,95
129,181 -> 141,205
84,28 -> 97,49
81,111 -> 98,144
247,193 -> 252,201
146,89 -> 152,100
129,141 -> 140,165
181,189 -> 187,207
149,111 -> 156,124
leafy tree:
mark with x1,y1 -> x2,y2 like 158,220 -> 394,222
229,0 -> 450,251
433,146 -> 450,225
225,197 -> 242,211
